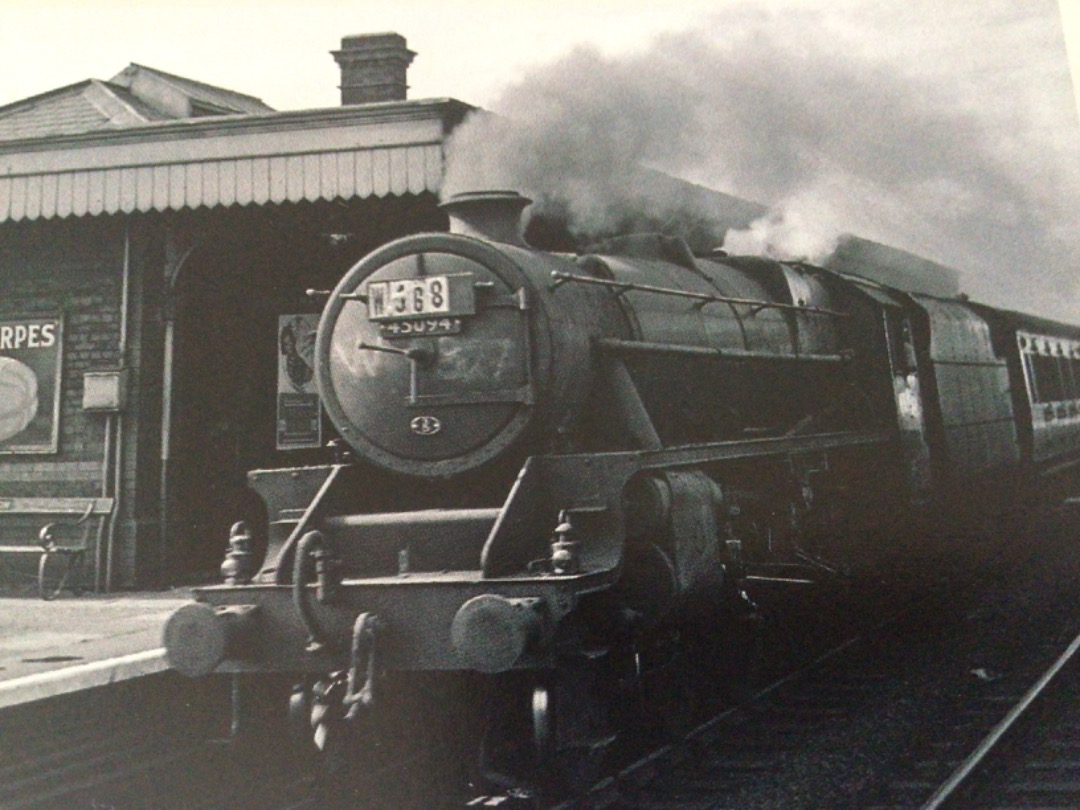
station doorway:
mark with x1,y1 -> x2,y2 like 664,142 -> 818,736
165,218 -> 346,579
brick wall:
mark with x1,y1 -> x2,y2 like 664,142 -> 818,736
0,216 -> 125,498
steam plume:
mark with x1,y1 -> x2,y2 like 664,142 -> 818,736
442,1 -> 1080,321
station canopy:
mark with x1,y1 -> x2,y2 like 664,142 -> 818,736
0,65 -> 468,223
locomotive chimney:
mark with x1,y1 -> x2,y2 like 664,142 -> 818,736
439,191 -> 532,247
332,32 -> 415,105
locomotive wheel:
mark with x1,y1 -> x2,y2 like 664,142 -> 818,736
310,672 -> 476,808
288,683 -> 316,752
532,665 -> 613,797
290,676 -> 379,810
476,664 -> 613,798
314,716 -> 359,810
632,636 -> 699,740
313,708 -> 389,810
729,607 -> 767,702
531,682 -> 554,764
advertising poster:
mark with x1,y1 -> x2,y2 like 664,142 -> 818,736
0,316 -> 63,455
277,314 -> 321,450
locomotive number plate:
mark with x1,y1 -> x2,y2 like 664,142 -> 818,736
367,274 -> 476,321
379,318 -> 463,338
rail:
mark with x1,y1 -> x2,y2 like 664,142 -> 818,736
918,626 -> 1080,809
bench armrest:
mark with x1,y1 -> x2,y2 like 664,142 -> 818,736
38,501 -> 98,550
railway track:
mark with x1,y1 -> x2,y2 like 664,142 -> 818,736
0,673 -> 313,810
0,667 -> 467,810
7,506 -> 1079,810
14,601 -> 1065,810
541,505 -> 1080,810
0,587 -> 886,810
0,585 -> 1055,810
548,611 -> 913,810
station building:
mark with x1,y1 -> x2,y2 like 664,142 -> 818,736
0,34 -> 470,588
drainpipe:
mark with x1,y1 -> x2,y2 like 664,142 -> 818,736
104,222 -> 131,592
95,413 -> 113,593
159,233 -> 196,589
159,315 -> 174,585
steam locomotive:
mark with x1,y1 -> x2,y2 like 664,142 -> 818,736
164,190 -> 1080,797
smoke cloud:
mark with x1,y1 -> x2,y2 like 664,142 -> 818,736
442,1 -> 1080,321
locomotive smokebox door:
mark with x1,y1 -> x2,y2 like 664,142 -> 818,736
316,236 -> 537,477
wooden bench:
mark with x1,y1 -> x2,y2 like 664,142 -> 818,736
0,497 -> 114,600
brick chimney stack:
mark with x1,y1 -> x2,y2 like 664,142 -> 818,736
332,33 -> 416,105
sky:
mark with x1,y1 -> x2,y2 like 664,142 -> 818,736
1,0 -> 1078,115
1,0 -> 1079,321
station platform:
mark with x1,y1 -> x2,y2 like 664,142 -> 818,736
0,588 -> 192,708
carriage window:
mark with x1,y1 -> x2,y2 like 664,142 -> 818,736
1065,357 -> 1080,400
1030,353 -> 1065,403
